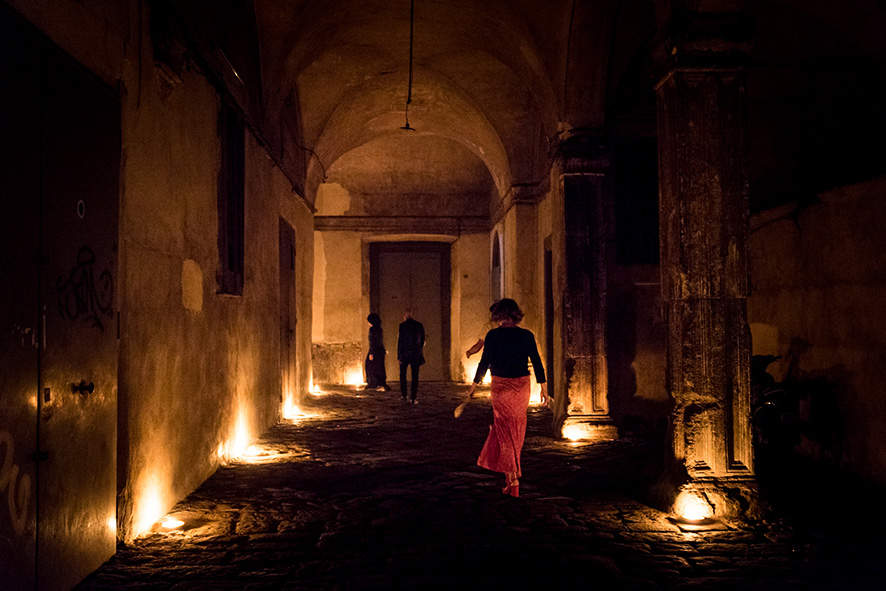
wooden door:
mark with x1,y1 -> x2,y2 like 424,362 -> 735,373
371,243 -> 450,382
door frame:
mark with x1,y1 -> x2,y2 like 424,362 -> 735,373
369,242 -> 451,382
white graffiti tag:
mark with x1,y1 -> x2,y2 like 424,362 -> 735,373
0,431 -> 31,535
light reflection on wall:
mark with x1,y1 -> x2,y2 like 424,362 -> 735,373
344,365 -> 365,387
282,386 -> 300,419
562,422 -> 589,442
217,406 -> 252,463
674,489 -> 714,521
529,382 -> 542,405
133,475 -> 165,536
462,359 -> 492,385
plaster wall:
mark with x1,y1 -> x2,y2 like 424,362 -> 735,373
748,175 -> 886,486
607,266 -> 669,432
117,43 -> 290,537
17,0 -> 323,541
452,234 -> 493,382
502,204 -> 541,336
311,231 -> 364,384
277,176 -> 315,403
498,201 -> 548,400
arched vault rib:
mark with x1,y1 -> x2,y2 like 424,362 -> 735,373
303,64 -> 512,202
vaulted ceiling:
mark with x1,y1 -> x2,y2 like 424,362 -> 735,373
238,0 -> 886,214
252,0 -> 656,211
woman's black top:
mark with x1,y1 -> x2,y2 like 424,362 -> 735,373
473,326 -> 546,384
368,326 -> 385,355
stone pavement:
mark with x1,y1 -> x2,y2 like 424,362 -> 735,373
75,383 -> 886,590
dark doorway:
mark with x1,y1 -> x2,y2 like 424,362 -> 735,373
370,243 -> 451,382
544,241 -> 555,398
279,220 -> 296,408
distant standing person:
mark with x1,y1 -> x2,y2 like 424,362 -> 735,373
464,298 -> 548,497
364,313 -> 390,391
397,309 -> 425,404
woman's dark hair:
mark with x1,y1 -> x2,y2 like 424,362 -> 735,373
491,298 -> 523,324
367,313 -> 381,327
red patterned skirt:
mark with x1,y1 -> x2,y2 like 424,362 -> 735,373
476,375 -> 531,477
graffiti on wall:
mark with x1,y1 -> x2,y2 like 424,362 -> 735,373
56,246 -> 114,332
0,431 -> 30,535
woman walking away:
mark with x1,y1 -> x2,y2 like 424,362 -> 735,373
364,313 -> 390,391
465,298 -> 548,497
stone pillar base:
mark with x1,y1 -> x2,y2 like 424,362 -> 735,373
652,470 -> 766,522
561,415 -> 618,442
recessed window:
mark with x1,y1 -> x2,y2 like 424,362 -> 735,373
217,100 -> 245,294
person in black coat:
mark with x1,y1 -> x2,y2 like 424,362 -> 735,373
364,313 -> 390,391
397,309 -> 425,404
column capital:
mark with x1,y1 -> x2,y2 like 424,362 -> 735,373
553,132 -> 611,176
491,180 -> 549,225
651,10 -> 754,86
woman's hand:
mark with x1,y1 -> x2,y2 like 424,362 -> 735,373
466,382 -> 478,399
369,354 -> 374,361
539,383 -> 550,407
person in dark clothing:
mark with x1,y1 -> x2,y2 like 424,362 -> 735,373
364,313 -> 390,391
464,298 -> 548,497
397,309 -> 425,404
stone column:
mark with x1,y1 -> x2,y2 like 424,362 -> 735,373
652,12 -> 761,519
558,138 -> 617,441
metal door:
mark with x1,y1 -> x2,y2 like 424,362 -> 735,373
1,8 -> 120,589
0,9 -> 41,589
37,32 -> 120,591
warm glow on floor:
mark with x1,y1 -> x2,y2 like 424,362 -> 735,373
674,490 -> 713,522
160,516 -> 184,530
562,423 -> 587,441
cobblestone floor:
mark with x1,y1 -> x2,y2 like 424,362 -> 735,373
76,383 -> 886,590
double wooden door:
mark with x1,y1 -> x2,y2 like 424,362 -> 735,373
370,243 -> 450,382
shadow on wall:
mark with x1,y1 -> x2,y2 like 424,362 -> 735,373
752,337 -> 848,473
607,285 -> 670,438
748,338 -> 880,520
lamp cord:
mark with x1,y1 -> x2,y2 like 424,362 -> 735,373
407,0 -> 414,105
402,0 -> 415,129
